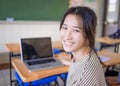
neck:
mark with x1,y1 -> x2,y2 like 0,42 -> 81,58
72,47 -> 91,61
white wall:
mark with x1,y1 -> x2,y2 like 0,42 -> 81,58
95,0 -> 105,49
0,21 -> 60,53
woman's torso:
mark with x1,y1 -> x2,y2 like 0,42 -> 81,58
66,51 -> 107,86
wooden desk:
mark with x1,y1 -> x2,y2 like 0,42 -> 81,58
5,43 -> 20,52
96,37 -> 120,45
96,37 -> 120,52
12,58 -> 68,82
97,50 -> 120,67
5,40 -> 63,53
5,43 -> 21,86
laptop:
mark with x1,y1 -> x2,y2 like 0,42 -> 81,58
20,37 -> 63,71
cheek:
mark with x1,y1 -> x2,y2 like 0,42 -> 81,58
60,35 -> 63,40
75,34 -> 86,44
60,31 -> 64,39
74,34 -> 83,40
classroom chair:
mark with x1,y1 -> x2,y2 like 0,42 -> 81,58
109,29 -> 120,39
100,29 -> 120,50
59,72 -> 68,86
14,71 -> 59,86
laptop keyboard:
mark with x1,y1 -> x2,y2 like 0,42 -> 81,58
27,59 -> 56,65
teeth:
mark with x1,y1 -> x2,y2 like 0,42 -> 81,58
64,41 -> 72,45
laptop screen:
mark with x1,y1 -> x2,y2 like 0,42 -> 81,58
20,37 -> 53,61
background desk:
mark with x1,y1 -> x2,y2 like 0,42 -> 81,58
97,50 -> 120,67
96,37 -> 120,45
96,37 -> 120,53
5,43 -> 21,86
5,40 -> 63,52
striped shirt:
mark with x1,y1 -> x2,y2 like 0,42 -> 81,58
66,50 -> 107,86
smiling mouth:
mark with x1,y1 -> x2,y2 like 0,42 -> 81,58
63,40 -> 74,47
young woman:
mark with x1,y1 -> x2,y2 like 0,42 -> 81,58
60,6 -> 107,86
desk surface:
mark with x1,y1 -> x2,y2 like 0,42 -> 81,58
97,50 -> 120,66
5,43 -> 20,52
96,37 -> 120,45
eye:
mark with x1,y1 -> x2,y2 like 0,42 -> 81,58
61,26 -> 68,30
73,28 -> 80,33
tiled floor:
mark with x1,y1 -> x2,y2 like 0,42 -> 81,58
0,69 -> 13,86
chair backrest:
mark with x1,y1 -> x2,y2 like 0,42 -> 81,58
109,29 -> 120,39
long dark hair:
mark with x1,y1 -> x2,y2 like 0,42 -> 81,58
60,6 -> 97,51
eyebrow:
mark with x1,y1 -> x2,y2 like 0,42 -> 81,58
73,26 -> 80,29
62,24 -> 67,26
62,24 -> 82,29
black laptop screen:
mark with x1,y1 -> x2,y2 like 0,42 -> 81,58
21,37 -> 53,60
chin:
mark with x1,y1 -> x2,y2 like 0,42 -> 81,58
63,47 -> 72,52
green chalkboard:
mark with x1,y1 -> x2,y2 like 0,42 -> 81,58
0,0 -> 68,21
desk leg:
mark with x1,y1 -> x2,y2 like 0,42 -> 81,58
29,82 -> 32,86
115,44 -> 119,53
9,52 -> 21,86
9,52 -> 13,86
100,43 -> 103,50
105,44 -> 119,75
64,74 -> 67,86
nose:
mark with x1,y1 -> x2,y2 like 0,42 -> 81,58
65,29 -> 72,40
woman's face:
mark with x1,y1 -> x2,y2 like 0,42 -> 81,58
60,14 -> 88,53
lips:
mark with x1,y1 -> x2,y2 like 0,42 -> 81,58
63,40 -> 74,47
